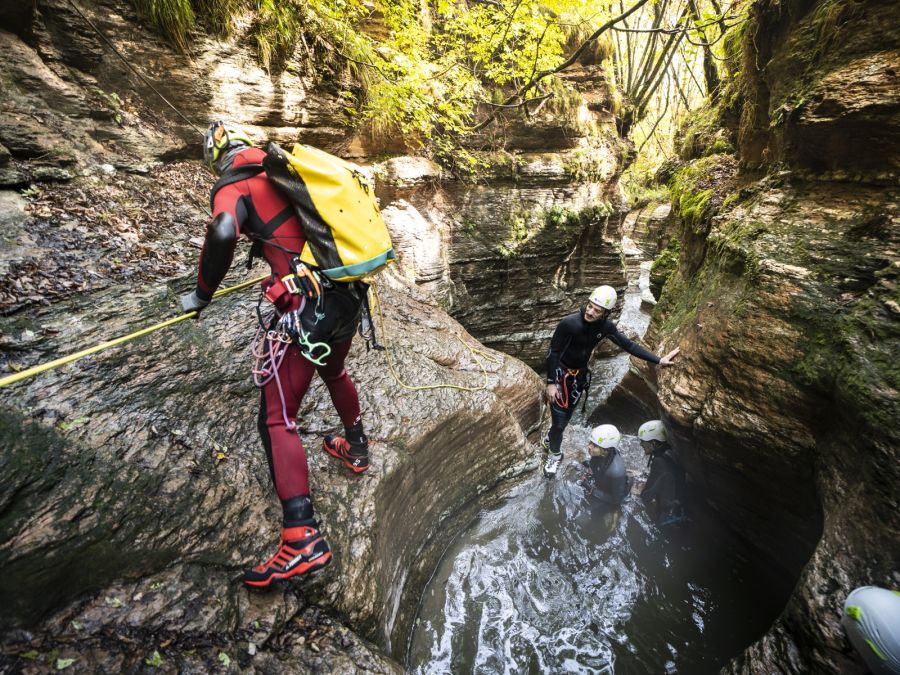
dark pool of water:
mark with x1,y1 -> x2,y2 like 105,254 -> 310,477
408,427 -> 791,674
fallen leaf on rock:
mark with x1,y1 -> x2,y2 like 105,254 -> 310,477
56,657 -> 75,670
218,652 -> 231,667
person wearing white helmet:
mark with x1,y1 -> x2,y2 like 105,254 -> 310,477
842,586 -> 900,674
541,285 -> 681,478
578,424 -> 631,506
638,420 -> 687,526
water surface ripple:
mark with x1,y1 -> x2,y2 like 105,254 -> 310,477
409,429 -> 787,674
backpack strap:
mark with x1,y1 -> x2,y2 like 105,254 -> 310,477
358,283 -> 384,352
208,162 -> 296,270
209,163 -> 265,210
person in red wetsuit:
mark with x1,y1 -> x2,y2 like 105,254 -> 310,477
181,121 -> 370,588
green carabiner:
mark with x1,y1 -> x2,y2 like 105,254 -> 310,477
297,330 -> 332,366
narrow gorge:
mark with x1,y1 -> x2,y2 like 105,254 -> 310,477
0,0 -> 897,673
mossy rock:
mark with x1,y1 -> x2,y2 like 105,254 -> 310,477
650,238 -> 680,299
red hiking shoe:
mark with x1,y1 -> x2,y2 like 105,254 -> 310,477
323,435 -> 369,473
242,525 -> 332,589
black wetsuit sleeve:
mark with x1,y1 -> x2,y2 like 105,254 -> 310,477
195,190 -> 248,300
546,319 -> 572,383
606,323 -> 661,364
641,458 -> 664,503
196,213 -> 238,300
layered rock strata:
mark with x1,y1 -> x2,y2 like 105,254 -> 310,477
644,0 -> 900,671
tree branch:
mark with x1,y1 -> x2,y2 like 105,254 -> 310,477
470,0 -> 653,132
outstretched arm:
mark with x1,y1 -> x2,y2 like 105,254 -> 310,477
196,212 -> 239,300
606,324 -> 661,363
607,323 -> 681,366
182,190 -> 244,314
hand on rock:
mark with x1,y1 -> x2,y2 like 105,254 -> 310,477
658,347 -> 681,366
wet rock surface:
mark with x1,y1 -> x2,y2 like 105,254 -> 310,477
648,0 -> 900,662
0,271 -> 543,672
377,149 -> 630,369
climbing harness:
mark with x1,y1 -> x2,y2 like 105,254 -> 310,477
0,274 -> 269,389
277,309 -> 332,366
257,262 -> 331,367
371,281 -> 500,393
552,367 -> 591,412
358,286 -> 383,352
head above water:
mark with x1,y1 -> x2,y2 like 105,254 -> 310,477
638,420 -> 667,444
204,120 -> 254,174
588,424 -> 620,455
585,285 -> 616,322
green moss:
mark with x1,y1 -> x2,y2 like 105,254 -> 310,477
668,155 -> 726,231
621,169 -> 671,208
650,238 -> 680,290
678,189 -> 713,231
562,147 -> 613,183
707,138 -> 736,156
497,203 -> 609,259
722,18 -> 748,78
792,288 -> 900,433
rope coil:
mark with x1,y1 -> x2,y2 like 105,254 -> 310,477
370,280 -> 501,393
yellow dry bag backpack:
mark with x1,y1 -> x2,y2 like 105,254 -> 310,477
211,142 -> 394,282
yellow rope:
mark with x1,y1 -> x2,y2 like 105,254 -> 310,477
371,280 -> 500,393
0,274 -> 269,389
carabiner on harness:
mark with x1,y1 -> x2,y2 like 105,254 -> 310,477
277,308 -> 332,367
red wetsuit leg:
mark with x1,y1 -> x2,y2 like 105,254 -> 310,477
258,344 -> 317,500
315,339 -> 361,428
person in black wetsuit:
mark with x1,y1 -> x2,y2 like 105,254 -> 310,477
542,285 -> 680,477
638,419 -> 687,527
579,423 -> 631,507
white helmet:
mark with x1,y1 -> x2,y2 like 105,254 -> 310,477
589,424 -> 620,448
588,285 -> 616,310
638,420 -> 667,443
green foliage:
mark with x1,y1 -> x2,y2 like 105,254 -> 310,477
129,0 -> 621,164
129,0 -> 195,52
193,0 -> 237,35
145,651 -> 164,667
253,0 -> 302,73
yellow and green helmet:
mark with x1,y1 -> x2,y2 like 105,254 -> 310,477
203,120 -> 254,167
